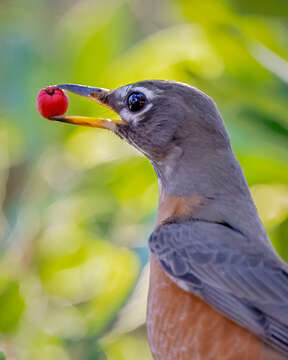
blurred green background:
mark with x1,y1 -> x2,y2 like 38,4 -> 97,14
0,0 -> 288,359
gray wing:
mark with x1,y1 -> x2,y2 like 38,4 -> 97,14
149,221 -> 288,355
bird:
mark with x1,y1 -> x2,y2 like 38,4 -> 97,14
49,80 -> 288,360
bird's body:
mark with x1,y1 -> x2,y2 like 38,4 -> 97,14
52,80 -> 288,359
147,195 -> 287,360
148,255 -> 286,360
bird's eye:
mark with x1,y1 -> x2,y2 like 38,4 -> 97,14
127,92 -> 147,112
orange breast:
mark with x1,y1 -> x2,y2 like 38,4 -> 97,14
147,255 -> 285,360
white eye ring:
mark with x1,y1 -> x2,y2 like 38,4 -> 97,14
118,86 -> 157,124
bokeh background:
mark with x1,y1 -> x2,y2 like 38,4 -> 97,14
0,0 -> 288,359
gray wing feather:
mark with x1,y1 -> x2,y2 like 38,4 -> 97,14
149,221 -> 288,355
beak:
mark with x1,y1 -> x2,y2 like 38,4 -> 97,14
49,84 -> 124,131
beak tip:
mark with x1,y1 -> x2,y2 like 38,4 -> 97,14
48,115 -> 61,121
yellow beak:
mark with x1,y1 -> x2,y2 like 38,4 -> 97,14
48,84 -> 124,130
49,115 -> 119,130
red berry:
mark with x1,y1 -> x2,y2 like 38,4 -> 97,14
37,86 -> 69,118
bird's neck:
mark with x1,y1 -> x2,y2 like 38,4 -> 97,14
154,145 -> 245,197
152,146 -> 267,241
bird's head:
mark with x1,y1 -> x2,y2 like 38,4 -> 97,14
53,80 -> 230,165
49,80 -> 263,237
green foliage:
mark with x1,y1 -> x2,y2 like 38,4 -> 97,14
0,281 -> 25,333
0,0 -> 287,359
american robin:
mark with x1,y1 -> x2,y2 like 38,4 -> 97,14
50,81 -> 288,360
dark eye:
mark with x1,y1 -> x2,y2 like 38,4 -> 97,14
127,92 -> 147,112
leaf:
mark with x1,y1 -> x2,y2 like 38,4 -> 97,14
0,281 -> 25,333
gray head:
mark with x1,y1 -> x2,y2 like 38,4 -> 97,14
55,80 -> 231,163
107,80 -> 231,161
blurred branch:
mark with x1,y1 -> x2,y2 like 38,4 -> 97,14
249,42 -> 288,84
